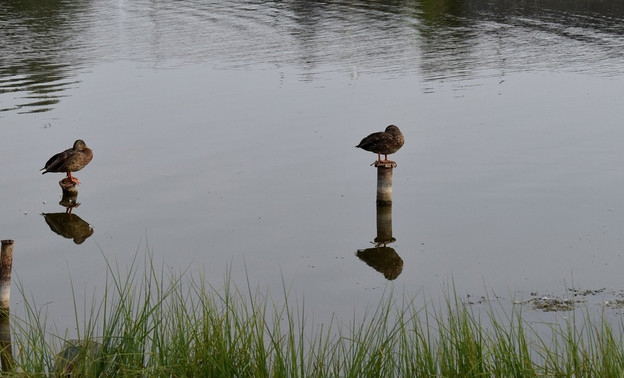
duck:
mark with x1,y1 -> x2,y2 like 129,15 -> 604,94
41,139 -> 93,185
356,125 -> 404,162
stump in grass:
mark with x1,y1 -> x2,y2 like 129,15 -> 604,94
0,240 -> 14,372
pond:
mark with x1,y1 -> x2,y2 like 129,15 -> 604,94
2,0 -> 624,334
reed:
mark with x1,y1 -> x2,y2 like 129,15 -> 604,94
5,254 -> 624,377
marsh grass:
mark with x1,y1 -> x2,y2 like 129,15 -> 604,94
6,254 -> 624,377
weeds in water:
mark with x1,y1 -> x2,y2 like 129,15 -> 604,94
5,254 -> 624,377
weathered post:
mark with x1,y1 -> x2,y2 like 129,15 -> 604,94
375,161 -> 396,206
59,177 -> 79,195
0,240 -> 14,372
0,240 -> 13,312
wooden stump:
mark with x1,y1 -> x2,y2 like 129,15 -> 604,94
374,160 -> 396,206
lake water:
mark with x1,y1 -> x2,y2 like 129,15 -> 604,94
2,0 -> 624,334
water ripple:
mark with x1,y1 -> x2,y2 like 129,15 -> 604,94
1,0 -> 624,113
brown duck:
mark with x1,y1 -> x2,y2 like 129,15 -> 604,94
356,125 -> 404,162
41,139 -> 93,185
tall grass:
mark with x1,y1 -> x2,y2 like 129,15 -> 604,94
6,254 -> 624,377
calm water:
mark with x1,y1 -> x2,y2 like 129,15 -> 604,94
2,0 -> 624,334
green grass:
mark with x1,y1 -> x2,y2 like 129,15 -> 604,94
5,253 -> 624,377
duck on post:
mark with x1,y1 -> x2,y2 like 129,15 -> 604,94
41,139 -> 93,186
356,125 -> 404,205
356,125 -> 404,164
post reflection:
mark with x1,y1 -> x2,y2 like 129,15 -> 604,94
41,191 -> 94,244
356,204 -> 403,281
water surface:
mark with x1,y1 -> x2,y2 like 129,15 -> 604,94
2,0 -> 624,333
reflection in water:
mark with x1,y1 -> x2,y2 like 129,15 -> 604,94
0,0 -> 87,113
0,61 -> 79,114
58,192 -> 80,213
357,246 -> 403,281
42,212 -> 93,244
2,0 -> 624,113
42,192 -> 93,244
357,204 -> 403,280
374,204 -> 396,245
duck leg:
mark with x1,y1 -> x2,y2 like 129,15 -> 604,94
67,171 -> 81,185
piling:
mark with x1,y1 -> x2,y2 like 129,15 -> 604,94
59,177 -> 79,195
0,240 -> 13,312
0,240 -> 13,372
0,312 -> 12,372
374,160 -> 396,206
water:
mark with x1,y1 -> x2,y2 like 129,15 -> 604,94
2,0 -> 624,334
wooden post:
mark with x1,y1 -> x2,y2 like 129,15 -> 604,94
0,240 -> 13,372
0,240 -> 13,312
374,161 -> 396,206
59,178 -> 78,195
0,314 -> 12,372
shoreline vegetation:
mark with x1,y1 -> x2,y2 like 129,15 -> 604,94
6,254 -> 624,377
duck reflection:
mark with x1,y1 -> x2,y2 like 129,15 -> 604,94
356,246 -> 403,281
41,192 -> 93,244
356,204 -> 403,280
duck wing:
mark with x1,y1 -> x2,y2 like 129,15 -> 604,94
41,148 -> 72,174
356,132 -> 397,154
